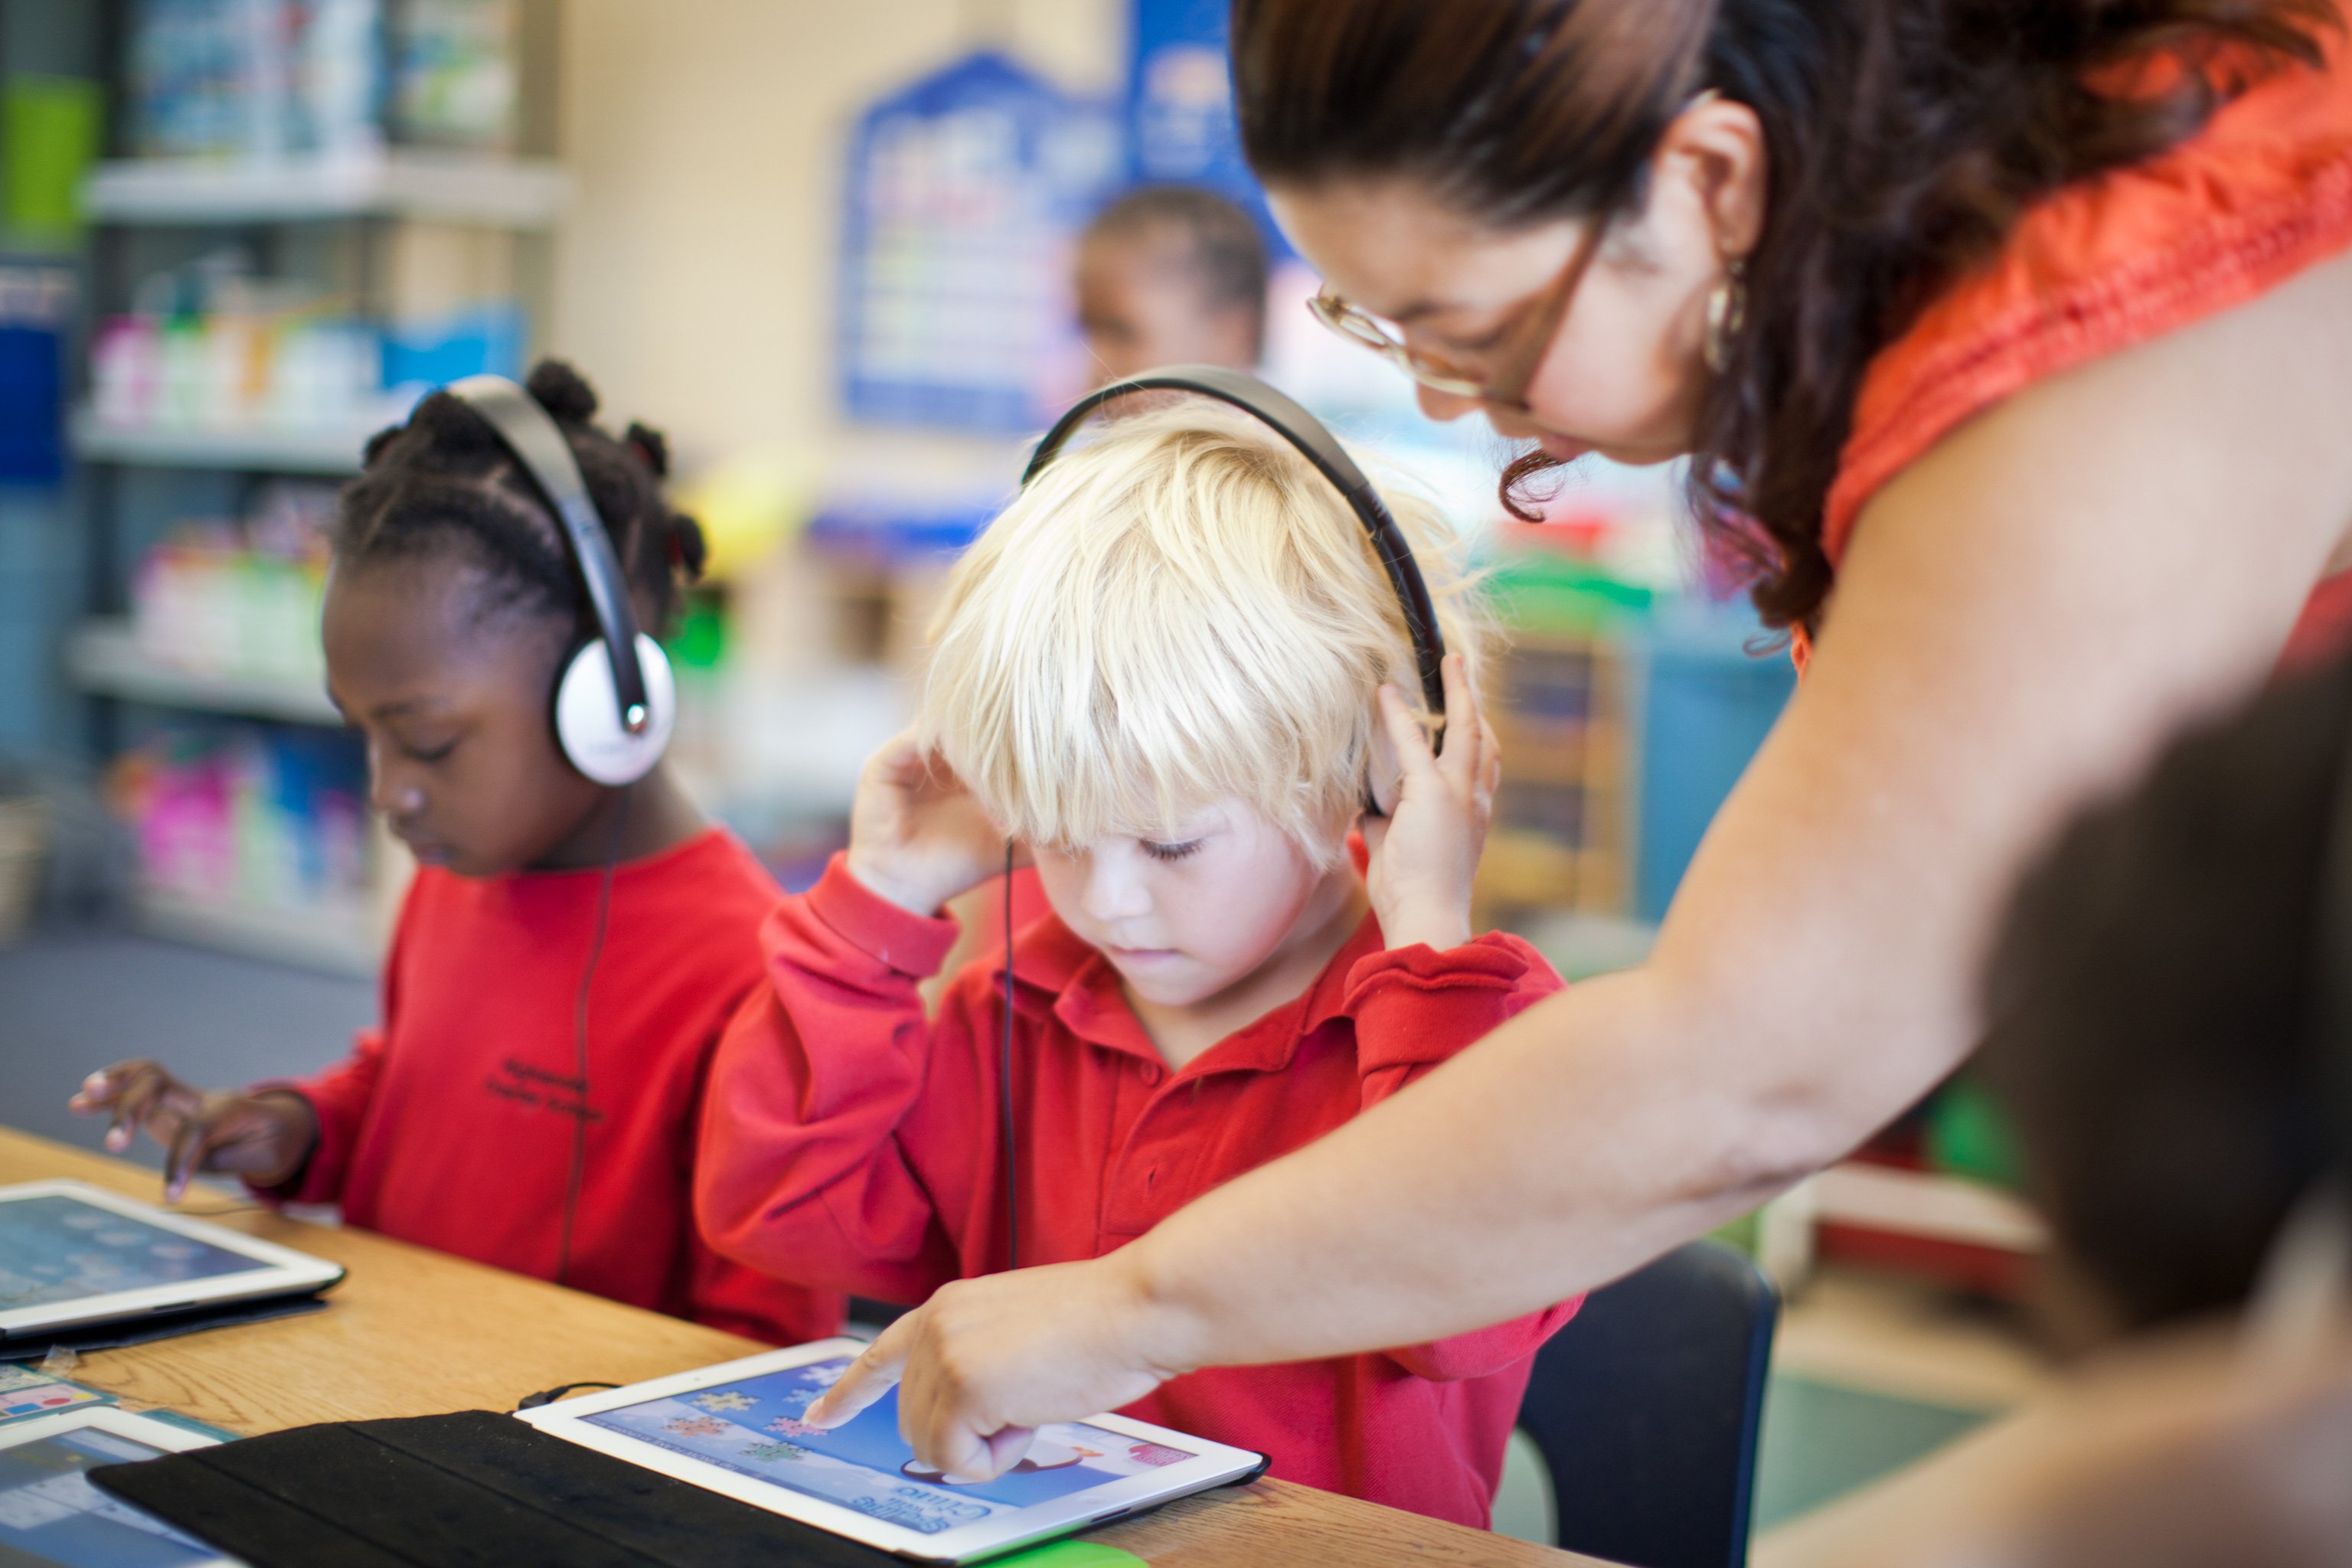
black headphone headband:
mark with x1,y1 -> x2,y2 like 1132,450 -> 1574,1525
447,374 -> 651,734
1024,366 -> 1449,720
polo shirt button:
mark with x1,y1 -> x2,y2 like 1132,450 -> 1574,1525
1140,1064 -> 1162,1086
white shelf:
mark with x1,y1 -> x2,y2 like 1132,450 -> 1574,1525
67,620 -> 339,727
83,149 -> 571,227
135,887 -> 381,976
70,407 -> 381,474
1813,1161 -> 2047,1253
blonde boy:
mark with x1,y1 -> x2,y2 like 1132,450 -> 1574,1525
697,405 -> 1579,1527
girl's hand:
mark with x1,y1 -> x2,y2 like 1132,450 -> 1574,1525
1362,652 -> 1501,952
802,1253 -> 1191,1482
846,733 -> 1014,916
69,1062 -> 318,1202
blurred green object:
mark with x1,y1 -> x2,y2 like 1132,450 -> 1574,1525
1707,1207 -> 1762,1259
1485,547 -> 1655,638
1924,1074 -> 2026,1189
3,76 -> 103,247
671,594 -> 728,671
991,1543 -> 1148,1567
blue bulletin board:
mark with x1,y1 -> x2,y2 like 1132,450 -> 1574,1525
1125,0 -> 1288,257
838,51 -> 1122,434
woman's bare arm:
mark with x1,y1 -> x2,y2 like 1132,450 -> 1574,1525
809,252 -> 2352,1478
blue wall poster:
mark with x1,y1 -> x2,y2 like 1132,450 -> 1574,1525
838,51 -> 1121,434
1125,0 -> 1287,257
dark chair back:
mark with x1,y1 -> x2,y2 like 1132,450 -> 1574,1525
1517,1239 -> 1778,1568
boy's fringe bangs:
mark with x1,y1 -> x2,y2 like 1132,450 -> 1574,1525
918,405 -> 1486,867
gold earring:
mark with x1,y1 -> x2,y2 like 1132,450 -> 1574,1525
1704,259 -> 1748,373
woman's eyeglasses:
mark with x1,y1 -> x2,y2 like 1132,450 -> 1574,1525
1307,207 -> 1612,415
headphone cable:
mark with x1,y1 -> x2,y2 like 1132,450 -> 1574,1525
1001,841 -> 1018,1272
557,789 -> 630,1289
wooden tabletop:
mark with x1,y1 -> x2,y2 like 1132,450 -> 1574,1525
0,1128 -> 1595,1566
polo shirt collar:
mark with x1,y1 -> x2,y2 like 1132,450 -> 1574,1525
1005,909 -> 1385,1076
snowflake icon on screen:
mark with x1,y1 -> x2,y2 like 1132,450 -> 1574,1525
765,1414 -> 824,1438
690,1392 -> 756,1413
743,1440 -> 810,1464
664,1415 -> 730,1438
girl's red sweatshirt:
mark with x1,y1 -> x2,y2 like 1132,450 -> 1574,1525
696,853 -> 1581,1529
261,827 -> 841,1349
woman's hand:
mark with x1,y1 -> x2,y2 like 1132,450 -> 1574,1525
1362,652 -> 1501,952
69,1062 -> 318,1202
845,732 -> 1013,916
804,1252 -> 1196,1481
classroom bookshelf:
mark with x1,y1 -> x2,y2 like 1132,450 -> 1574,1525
64,0 -> 564,975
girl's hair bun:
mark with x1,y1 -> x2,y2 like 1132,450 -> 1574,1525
526,358 -> 600,423
623,420 -> 671,478
668,514 -> 707,583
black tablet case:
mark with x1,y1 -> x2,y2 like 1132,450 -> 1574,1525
90,1410 -> 906,1567
0,1293 -> 330,1363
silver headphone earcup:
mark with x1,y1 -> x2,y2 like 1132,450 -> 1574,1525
554,633 -> 676,786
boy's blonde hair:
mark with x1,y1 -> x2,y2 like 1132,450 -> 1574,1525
919,402 -> 1488,867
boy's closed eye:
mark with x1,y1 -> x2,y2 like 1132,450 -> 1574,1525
1139,838 -> 1204,863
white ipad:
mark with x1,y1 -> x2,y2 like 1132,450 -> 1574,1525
516,1338 -> 1267,1564
0,1404 -> 240,1566
0,1181 -> 344,1344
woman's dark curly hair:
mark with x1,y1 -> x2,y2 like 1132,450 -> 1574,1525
1233,0 -> 2339,632
333,358 -> 707,640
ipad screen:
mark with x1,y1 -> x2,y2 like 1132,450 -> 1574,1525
0,1197 -> 264,1312
0,1425 -> 227,1566
581,1357 -> 1201,1537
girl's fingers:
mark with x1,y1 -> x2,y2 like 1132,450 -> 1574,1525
162,1116 -> 224,1203
69,1067 -> 122,1113
106,1070 -> 169,1151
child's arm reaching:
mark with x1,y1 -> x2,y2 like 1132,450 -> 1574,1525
68,1062 -> 318,1203
695,733 -> 1011,1305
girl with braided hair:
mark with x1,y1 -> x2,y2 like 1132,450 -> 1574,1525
73,361 -> 841,1350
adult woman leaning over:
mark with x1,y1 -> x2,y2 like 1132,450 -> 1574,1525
807,0 -> 2352,1477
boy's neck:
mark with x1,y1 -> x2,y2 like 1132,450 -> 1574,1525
530,766 -> 705,873
1123,867 -> 1370,1073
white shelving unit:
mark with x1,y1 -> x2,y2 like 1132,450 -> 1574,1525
82,149 -> 571,227
75,113 -> 564,975
68,407 -> 378,475
65,620 -> 338,727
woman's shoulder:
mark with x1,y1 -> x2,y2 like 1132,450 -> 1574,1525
1824,34 -> 2352,566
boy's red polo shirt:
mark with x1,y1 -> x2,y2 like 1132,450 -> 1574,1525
697,853 -> 1580,1527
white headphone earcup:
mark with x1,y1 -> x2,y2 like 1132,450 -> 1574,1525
554,634 -> 676,786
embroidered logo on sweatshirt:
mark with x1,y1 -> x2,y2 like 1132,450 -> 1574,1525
485,1057 -> 603,1122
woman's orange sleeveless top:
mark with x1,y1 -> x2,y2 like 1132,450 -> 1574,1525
1799,29 -> 2352,668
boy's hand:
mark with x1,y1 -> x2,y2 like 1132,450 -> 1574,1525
1363,653 -> 1501,952
847,733 -> 1016,916
69,1062 -> 318,1203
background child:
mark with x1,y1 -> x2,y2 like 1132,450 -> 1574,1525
1788,648 -> 2352,1566
697,404 -> 1579,1527
71,361 -> 840,1349
1978,652 -> 2351,1350
1074,185 -> 1267,384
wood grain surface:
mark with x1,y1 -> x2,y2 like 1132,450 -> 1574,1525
0,1128 -> 1597,1566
